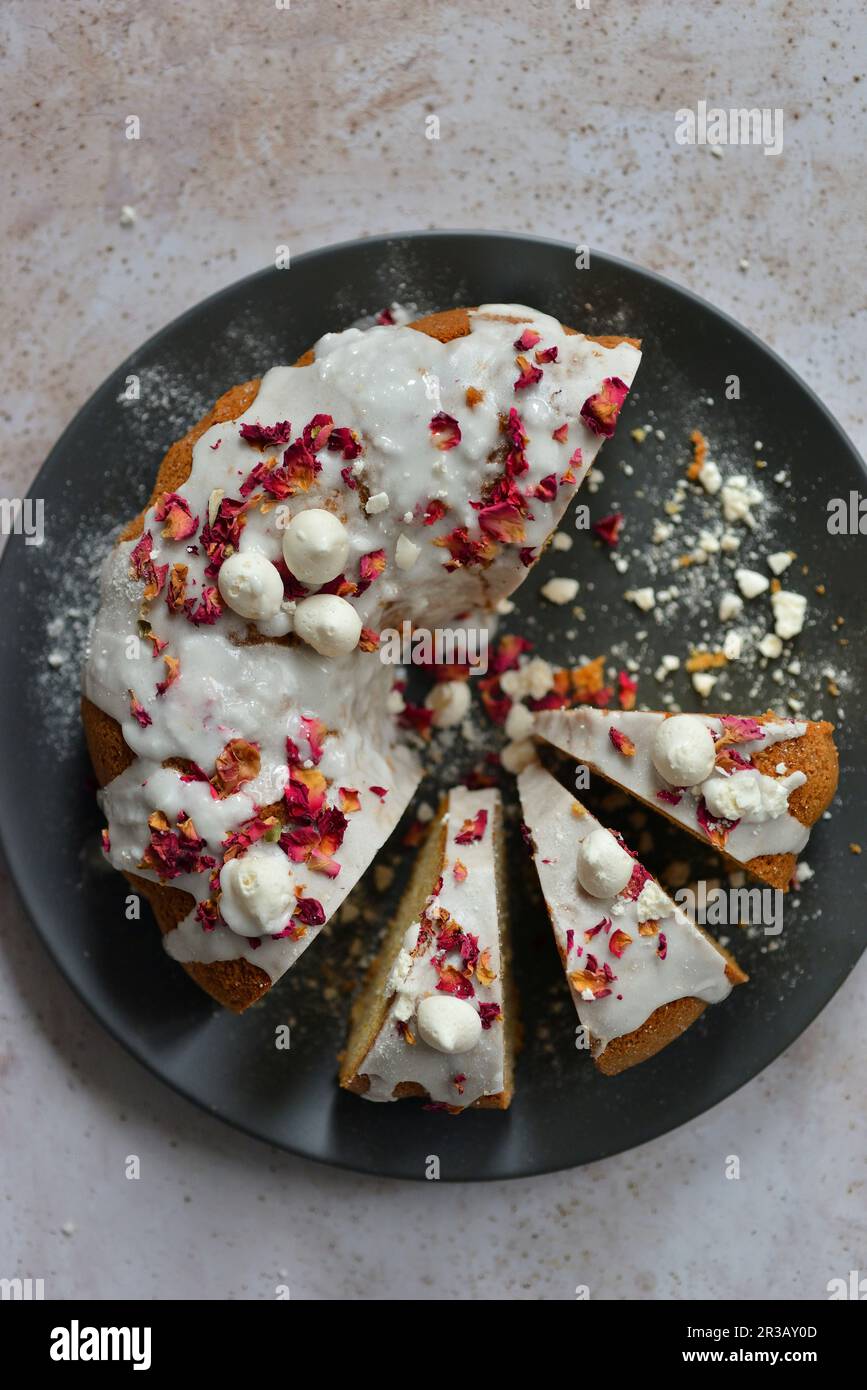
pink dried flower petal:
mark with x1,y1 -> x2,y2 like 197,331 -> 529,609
656,788 -> 683,806
580,376 -> 630,437
239,421 -> 293,447
592,511 -> 624,547
429,412 -> 462,450
455,809 -> 488,845
154,492 -> 199,541
513,328 -> 541,350
514,355 -> 543,391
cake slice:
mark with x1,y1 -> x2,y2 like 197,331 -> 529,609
534,708 -> 838,891
340,787 -> 515,1109
518,761 -> 746,1075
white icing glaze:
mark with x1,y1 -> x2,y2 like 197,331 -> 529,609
534,708 -> 812,864
357,787 -> 506,1106
84,306 -> 640,987
518,763 -> 733,1052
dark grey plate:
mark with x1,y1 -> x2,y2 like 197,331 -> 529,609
0,232 -> 863,1180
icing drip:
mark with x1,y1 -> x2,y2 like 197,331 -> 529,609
84,306 -> 640,984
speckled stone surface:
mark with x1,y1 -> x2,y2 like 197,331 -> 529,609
1,0 -> 865,1300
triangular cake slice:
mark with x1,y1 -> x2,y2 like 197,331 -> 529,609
534,708 -> 838,891
518,762 -> 746,1075
340,787 -> 515,1110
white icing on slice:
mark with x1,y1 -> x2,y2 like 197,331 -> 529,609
534,708 -> 812,865
518,763 -> 733,1053
357,787 -> 506,1106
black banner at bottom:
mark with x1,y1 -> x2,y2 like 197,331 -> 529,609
1,1297 -> 861,1372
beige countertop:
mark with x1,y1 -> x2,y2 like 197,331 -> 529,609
1,0 -> 864,1300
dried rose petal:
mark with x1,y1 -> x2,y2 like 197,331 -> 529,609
715,747 -> 753,774
618,671 -> 638,711
294,897 -> 326,926
455,809 -> 488,845
696,797 -> 739,849
534,473 -> 559,502
580,376 -> 630,437
139,810 -> 216,881
478,1001 -> 502,1029
358,549 -> 387,586
609,727 -> 636,757
369,785 -> 388,800
239,421 -> 293,447
199,497 -> 247,578
212,739 -> 261,797
592,511 -> 624,547
477,501 -> 526,544
656,788 -> 683,806
429,412 -> 462,450
514,355 -> 543,391
128,691 -> 152,728
300,715 -> 328,765
718,715 -> 765,743
285,767 -> 328,819
534,345 -> 558,364
513,328 -> 541,351
302,414 -> 334,452
339,787 -> 360,813
155,654 -> 180,697
622,861 -> 651,900
435,963 -> 475,999
504,408 -> 529,476
609,929 -> 633,958
422,498 -> 448,526
552,423 -> 569,443
327,426 -> 362,460
657,932 -> 668,960
184,587 -> 222,626
154,492 -> 199,541
491,634 -> 533,674
453,859 -> 468,883
195,898 -> 221,933
478,674 -> 511,725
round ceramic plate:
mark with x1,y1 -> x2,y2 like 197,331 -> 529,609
0,232 -> 863,1181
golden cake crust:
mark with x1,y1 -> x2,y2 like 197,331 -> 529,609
85,309 -> 638,1013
